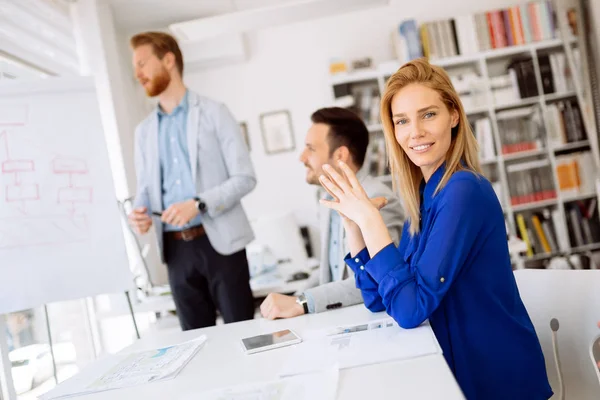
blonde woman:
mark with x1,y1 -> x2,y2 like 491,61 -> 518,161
319,59 -> 552,400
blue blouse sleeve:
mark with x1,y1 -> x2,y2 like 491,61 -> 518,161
344,224 -> 410,313
344,248 -> 384,311
365,178 -> 487,328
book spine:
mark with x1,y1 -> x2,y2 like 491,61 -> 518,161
532,215 -> 551,253
503,9 -> 515,46
520,3 -> 532,43
486,12 -> 497,48
517,213 -> 534,257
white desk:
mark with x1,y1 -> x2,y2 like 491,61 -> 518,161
47,305 -> 463,400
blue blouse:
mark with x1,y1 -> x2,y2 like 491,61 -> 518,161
345,165 -> 552,400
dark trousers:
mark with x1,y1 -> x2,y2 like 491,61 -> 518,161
163,233 -> 255,331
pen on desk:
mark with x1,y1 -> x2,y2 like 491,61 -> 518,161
326,318 -> 395,336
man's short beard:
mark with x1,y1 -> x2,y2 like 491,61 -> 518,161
145,68 -> 171,97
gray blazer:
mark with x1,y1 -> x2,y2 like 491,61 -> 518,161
133,91 -> 256,260
303,172 -> 404,313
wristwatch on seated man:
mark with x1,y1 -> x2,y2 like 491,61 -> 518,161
194,197 -> 207,214
296,293 -> 309,314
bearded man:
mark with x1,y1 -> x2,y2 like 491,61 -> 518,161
128,32 -> 256,330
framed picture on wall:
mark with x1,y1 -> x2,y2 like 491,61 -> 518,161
259,110 -> 295,154
239,122 -> 251,151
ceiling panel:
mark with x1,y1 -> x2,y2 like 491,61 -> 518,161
108,0 -> 236,31
231,0 -> 305,11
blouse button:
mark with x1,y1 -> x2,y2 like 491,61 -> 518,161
440,277 -> 445,283
360,266 -> 365,271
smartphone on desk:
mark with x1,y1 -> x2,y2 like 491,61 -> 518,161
240,329 -> 302,355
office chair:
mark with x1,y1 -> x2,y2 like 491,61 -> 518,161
514,269 -> 600,400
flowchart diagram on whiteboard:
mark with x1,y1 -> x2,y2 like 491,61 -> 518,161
0,77 -> 132,314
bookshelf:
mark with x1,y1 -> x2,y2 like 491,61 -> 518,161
328,3 -> 600,269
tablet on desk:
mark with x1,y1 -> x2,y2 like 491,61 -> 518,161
241,329 -> 302,354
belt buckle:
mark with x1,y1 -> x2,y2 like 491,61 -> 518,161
180,229 -> 194,242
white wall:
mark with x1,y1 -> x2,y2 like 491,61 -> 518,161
71,0 -> 143,199
182,0 -> 541,237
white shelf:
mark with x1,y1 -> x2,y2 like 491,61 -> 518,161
502,149 -> 547,161
465,106 -> 489,116
544,91 -> 577,102
329,69 -> 379,85
505,157 -> 550,173
552,140 -> 590,152
562,192 -> 597,203
523,252 -> 562,262
570,243 -> 600,253
522,243 -> 600,262
486,38 -> 566,60
512,198 -> 558,212
481,157 -> 498,166
433,53 -> 480,68
432,37 -> 576,68
495,97 -> 540,110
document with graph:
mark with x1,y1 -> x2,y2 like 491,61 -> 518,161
41,336 -> 207,399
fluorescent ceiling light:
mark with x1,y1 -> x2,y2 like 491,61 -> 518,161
170,0 -> 389,41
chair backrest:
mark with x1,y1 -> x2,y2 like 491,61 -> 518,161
514,270 -> 600,400
249,212 -> 308,277
591,334 -> 600,386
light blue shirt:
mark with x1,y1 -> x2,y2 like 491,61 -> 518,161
157,91 -> 202,232
305,200 -> 343,314
328,211 -> 343,282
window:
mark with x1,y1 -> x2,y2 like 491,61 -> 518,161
0,55 -> 49,80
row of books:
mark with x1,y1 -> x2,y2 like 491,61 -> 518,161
451,52 -> 579,109
393,1 -> 566,62
546,99 -> 587,146
506,161 -> 556,206
474,101 -> 588,156
499,50 -> 579,103
566,199 -> 600,248
508,57 -> 539,99
475,1 -> 557,51
496,107 -> 544,155
556,151 -> 596,197
332,83 -> 381,127
516,208 -> 569,257
539,51 -> 580,94
474,117 -> 495,161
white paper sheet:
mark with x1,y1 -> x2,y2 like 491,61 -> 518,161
279,319 -> 439,377
41,336 -> 207,400
187,368 -> 339,400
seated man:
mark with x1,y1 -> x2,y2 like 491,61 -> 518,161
260,107 -> 404,319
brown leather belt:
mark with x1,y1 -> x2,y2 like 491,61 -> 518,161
167,225 -> 206,241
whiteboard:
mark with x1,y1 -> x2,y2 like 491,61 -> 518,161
0,77 -> 132,314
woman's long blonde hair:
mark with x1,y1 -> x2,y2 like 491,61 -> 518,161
380,58 -> 482,235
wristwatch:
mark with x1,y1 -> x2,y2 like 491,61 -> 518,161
194,197 -> 206,213
296,294 -> 309,314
